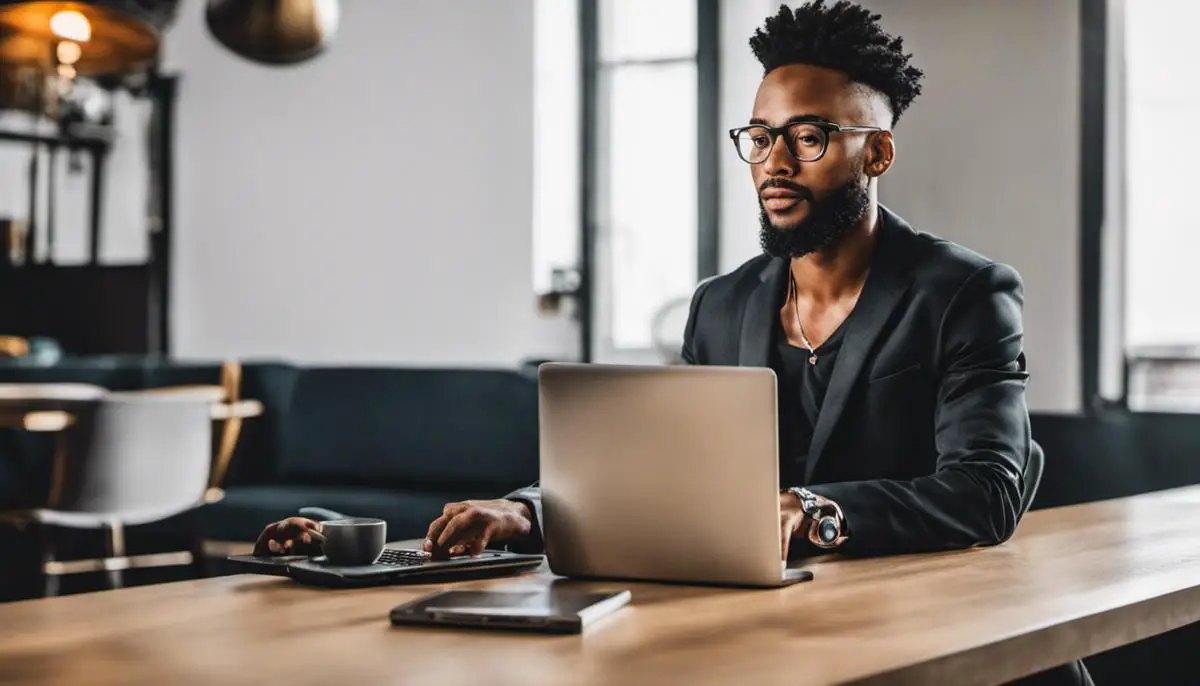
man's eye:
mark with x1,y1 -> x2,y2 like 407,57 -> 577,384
751,135 -> 771,148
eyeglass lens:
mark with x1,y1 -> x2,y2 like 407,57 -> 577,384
734,124 -> 827,163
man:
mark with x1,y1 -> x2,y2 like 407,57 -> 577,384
256,2 -> 1089,683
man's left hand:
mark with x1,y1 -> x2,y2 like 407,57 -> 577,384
779,491 -> 810,560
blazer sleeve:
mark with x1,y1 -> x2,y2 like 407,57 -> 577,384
500,483 -> 544,553
680,276 -> 715,365
812,263 -> 1031,557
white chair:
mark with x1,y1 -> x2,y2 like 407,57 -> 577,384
4,391 -> 213,596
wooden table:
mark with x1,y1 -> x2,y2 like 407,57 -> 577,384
3,488 -> 1200,686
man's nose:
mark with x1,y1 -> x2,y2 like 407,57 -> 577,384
763,133 -> 799,177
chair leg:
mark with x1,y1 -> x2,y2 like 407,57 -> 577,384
105,521 -> 125,590
40,523 -> 59,598
188,510 -> 209,579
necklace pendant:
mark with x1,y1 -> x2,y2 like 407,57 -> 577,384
808,354 -> 818,365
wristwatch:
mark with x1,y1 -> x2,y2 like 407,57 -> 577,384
785,486 -> 849,549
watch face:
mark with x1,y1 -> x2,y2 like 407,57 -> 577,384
818,518 -> 839,543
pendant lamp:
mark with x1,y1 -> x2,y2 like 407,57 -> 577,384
205,0 -> 339,66
0,1 -> 180,77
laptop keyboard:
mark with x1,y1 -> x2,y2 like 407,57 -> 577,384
376,549 -> 433,567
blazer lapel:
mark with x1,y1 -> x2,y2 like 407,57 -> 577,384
805,209 -> 916,483
737,257 -> 787,367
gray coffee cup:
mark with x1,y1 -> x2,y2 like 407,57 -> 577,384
318,517 -> 386,566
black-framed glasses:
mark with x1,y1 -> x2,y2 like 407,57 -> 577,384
728,121 -> 884,164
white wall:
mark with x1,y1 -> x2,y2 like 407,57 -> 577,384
719,0 -> 1082,412
163,0 -> 576,365
719,0 -> 778,273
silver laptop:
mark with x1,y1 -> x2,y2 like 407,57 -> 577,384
537,362 -> 813,588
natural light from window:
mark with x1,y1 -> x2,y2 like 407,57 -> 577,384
1124,0 -> 1200,349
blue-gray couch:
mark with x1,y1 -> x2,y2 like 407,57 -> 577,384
0,359 -> 540,544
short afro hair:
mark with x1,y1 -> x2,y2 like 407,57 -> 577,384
749,1 -> 924,124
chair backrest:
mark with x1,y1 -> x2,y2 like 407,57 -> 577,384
58,392 -> 212,525
1020,439 -> 1045,516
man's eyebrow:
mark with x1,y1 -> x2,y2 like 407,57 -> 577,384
747,114 -> 834,127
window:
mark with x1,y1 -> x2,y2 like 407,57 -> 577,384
597,0 -> 699,352
593,0 -> 718,361
1123,0 -> 1200,349
531,0 -> 718,362
1115,0 -> 1200,410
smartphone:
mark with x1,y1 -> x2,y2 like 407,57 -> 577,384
389,587 -> 631,634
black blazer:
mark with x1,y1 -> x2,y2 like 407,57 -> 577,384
510,206 -> 1032,558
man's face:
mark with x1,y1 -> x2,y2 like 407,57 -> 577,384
748,64 -> 891,258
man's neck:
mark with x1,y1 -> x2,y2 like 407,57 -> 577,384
790,203 -> 879,303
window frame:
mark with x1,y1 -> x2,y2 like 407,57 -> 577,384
1080,0 -> 1107,411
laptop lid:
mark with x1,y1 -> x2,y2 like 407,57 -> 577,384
537,363 -> 790,587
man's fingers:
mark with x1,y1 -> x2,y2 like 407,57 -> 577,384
427,513 -> 453,551
426,515 -> 446,538
781,519 -> 792,561
436,511 -> 478,549
425,503 -> 470,550
254,517 -> 325,556
781,513 -> 805,561
279,517 -> 318,533
465,522 -> 498,556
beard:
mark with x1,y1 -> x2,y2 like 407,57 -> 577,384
758,177 -> 870,259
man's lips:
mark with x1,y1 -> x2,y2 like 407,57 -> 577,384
761,188 -> 807,211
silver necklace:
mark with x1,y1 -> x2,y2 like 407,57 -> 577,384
788,273 -> 818,366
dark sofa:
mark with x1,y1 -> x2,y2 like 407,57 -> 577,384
0,359 -> 540,543
202,365 -> 539,542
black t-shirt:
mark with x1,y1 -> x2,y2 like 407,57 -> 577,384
771,318 -> 846,487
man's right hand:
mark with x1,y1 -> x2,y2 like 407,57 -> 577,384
423,499 -> 533,558
253,517 -> 325,556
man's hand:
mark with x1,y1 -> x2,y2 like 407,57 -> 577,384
253,517 -> 325,556
423,499 -> 534,559
779,492 -> 810,560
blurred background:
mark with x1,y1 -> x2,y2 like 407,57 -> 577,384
0,0 -> 1197,680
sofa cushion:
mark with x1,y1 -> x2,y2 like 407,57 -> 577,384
276,368 -> 538,491
200,484 -> 500,542
216,361 -> 302,487
140,360 -> 225,388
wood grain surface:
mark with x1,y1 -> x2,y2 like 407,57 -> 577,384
3,487 -> 1200,686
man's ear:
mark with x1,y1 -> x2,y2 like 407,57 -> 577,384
865,130 -> 895,178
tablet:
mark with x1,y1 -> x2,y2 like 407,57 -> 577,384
388,587 -> 631,634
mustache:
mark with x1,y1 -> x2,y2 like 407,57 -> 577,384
757,178 -> 813,200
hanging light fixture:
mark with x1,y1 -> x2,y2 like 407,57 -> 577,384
0,1 -> 180,76
205,0 -> 339,66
